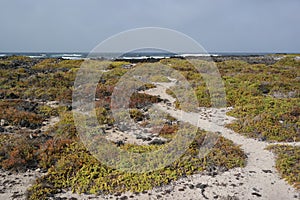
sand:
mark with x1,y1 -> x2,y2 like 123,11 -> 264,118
1,81 -> 299,200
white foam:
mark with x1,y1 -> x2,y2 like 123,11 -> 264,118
62,54 -> 82,57
121,56 -> 170,59
62,56 -> 83,60
51,54 -> 82,58
178,53 -> 219,57
28,54 -> 46,58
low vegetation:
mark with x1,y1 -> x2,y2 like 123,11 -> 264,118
0,55 -> 298,199
161,57 -> 299,142
267,145 -> 300,189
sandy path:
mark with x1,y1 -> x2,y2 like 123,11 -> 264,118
139,81 -> 300,200
4,83 -> 297,200
54,81 -> 299,200
154,105 -> 299,199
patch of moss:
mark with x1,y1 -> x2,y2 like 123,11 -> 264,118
226,97 -> 299,142
267,145 -> 300,189
107,61 -> 131,69
0,100 -> 44,128
149,75 -> 170,83
0,133 -> 41,171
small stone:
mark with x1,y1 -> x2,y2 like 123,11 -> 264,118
258,136 -> 266,141
252,192 -> 262,197
188,184 -> 194,189
0,126 -> 5,132
149,138 -> 166,145
115,140 -> 124,147
114,192 -> 122,196
165,189 -> 172,194
195,183 -> 208,189
262,169 -> 272,173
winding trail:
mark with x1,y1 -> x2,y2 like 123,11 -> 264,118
57,81 -> 300,200
53,81 -> 300,200
138,81 -> 300,200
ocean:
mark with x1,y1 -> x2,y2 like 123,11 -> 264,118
0,52 -> 274,60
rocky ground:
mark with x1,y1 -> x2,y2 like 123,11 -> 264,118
0,100 -> 60,200
46,79 -> 300,199
115,54 -> 283,65
0,169 -> 45,200
0,56 -> 299,199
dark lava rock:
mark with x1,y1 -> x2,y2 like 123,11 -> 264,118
114,140 -> 124,147
119,196 -> 128,200
16,101 -> 38,112
0,126 -> 5,132
252,192 -> 262,197
188,184 -> 195,189
262,169 -> 272,173
115,55 -> 279,65
258,83 -> 270,94
149,138 -> 166,145
136,134 -> 152,141
19,119 -> 30,127
195,183 -> 208,189
11,193 -> 23,199
258,136 -> 267,141
6,92 -> 19,99
0,92 -> 5,99
114,192 -> 122,196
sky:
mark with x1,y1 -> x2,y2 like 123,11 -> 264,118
0,0 -> 299,53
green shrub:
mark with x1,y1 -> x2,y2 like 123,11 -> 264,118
267,145 -> 300,189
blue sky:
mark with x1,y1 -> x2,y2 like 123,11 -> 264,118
0,0 -> 299,52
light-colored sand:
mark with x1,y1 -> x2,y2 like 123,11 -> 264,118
0,169 -> 45,200
2,80 -> 299,200
52,80 -> 300,200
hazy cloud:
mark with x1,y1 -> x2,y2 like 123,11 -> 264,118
0,0 -> 299,52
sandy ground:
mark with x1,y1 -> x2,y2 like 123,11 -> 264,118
0,169 -> 45,200
1,81 -> 299,199
52,80 -> 300,200
0,114 -> 58,200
